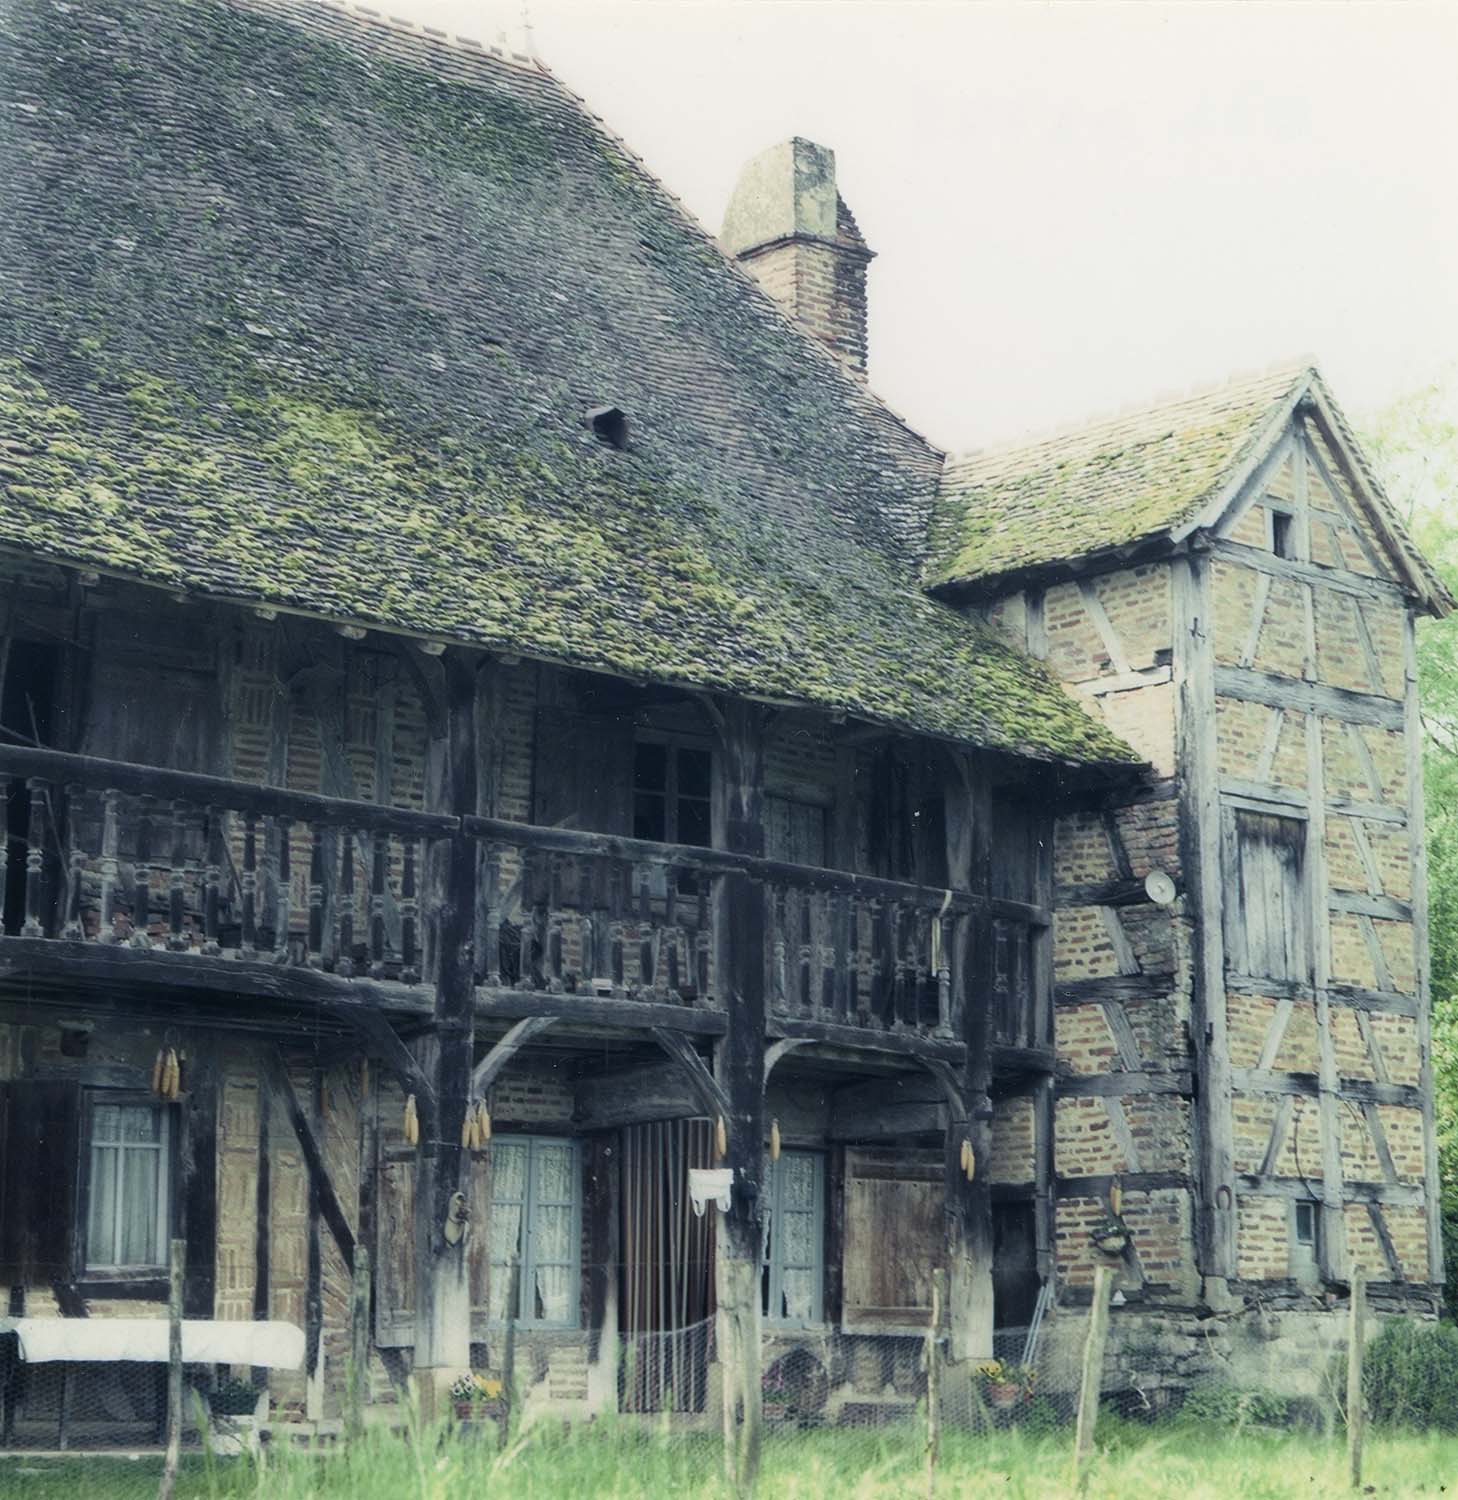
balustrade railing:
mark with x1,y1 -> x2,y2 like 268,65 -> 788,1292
0,746 -> 1047,1045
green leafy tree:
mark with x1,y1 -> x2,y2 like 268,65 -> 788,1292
1364,371 -> 1458,1308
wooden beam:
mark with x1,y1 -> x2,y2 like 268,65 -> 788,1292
762,1036 -> 811,1083
1238,571 -> 1274,670
1173,549 -> 1236,1277
1213,664 -> 1404,730
1253,708 -> 1285,784
1258,1094 -> 1294,1176
1098,906 -> 1141,976
1238,1173 -> 1423,1208
1230,1067 -> 1422,1110
1056,1070 -> 1190,1098
1054,878 -> 1148,909
1054,971 -> 1175,1005
1344,723 -> 1387,807
650,1026 -> 733,1121
1101,1002 -> 1145,1072
262,1047 -> 355,1275
765,1015 -> 965,1063
1077,581 -> 1132,677
1331,892 -> 1411,922
1056,1171 -> 1190,1198
324,1000 -> 435,1112
1256,998 -> 1294,1072
475,988 -> 726,1035
469,1015 -> 557,1096
1210,538 -> 1408,608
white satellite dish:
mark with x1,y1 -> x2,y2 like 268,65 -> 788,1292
1144,870 -> 1177,906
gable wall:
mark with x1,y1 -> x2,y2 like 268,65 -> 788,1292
1205,414 -> 1438,1289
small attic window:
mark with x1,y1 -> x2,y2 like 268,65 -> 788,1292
588,405 -> 629,451
1271,510 -> 1295,560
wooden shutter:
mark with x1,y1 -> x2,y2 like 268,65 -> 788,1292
1228,810 -> 1308,982
841,1148 -> 943,1327
532,708 -> 635,835
765,796 -> 828,867
374,1143 -> 415,1347
0,1079 -> 81,1285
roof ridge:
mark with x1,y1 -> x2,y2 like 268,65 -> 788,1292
947,356 -> 1317,469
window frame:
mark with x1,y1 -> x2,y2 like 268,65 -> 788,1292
632,732 -> 713,848
487,1134 -> 582,1331
761,1149 -> 825,1330
1226,807 -> 1311,984
79,1090 -> 173,1279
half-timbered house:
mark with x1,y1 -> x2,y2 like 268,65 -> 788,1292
0,0 -> 1448,1447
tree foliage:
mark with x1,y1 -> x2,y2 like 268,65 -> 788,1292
1363,370 -> 1458,1307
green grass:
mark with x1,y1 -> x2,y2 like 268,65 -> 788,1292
2,1420 -> 1456,1499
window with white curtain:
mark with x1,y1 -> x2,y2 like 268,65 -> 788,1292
488,1136 -> 580,1327
84,1097 -> 170,1273
761,1150 -> 824,1327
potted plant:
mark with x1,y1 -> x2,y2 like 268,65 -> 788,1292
450,1371 -> 504,1424
206,1378 -> 265,1456
976,1360 -> 1034,1411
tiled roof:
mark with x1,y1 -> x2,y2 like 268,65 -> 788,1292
0,0 -> 1136,769
927,365 -> 1312,593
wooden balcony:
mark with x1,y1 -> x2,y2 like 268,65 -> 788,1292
0,745 -> 1047,1060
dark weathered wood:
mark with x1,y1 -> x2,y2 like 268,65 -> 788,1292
1238,1173 -> 1423,1208
263,1047 -> 355,1274
1229,1067 -> 1422,1109
1330,891 -> 1411,922
1347,1265 -> 1366,1490
1054,972 -> 1176,1005
1072,1263 -> 1114,1484
1213,664 -> 1404,730
251,1063 -> 271,1384
1054,878 -> 1148,909
347,1245 -> 371,1439
469,1015 -> 557,1096
1056,1070 -> 1191,1098
1173,550 -> 1236,1278
765,1014 -> 964,1062
1058,1170 -> 1191,1197
650,1026 -> 733,1120
181,1052 -> 218,1318
158,1237 -> 184,1500
474,987 -> 727,1034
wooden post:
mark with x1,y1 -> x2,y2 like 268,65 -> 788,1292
157,1237 -> 185,1500
925,1268 -> 943,1500
1346,1267 -> 1366,1491
413,651 -> 483,1412
710,698 -> 768,1499
1072,1263 -> 1113,1488
347,1246 -> 371,1439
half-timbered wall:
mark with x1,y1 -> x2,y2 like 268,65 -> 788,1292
1208,413 -> 1439,1291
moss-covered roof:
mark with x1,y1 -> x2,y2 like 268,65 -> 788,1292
0,0 -> 1134,769
928,365 -> 1312,593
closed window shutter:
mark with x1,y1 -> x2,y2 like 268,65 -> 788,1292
841,1148 -> 943,1327
0,1079 -> 81,1285
1229,811 -> 1308,982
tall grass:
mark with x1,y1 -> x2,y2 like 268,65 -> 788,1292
2,1417 -> 1453,1499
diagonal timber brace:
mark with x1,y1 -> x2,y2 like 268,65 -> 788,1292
471,1015 -> 558,1096
650,1026 -> 734,1122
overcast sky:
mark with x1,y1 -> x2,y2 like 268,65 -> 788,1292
387,0 -> 1456,455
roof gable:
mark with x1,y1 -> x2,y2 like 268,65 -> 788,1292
928,365 -> 1451,615
0,0 -> 1135,768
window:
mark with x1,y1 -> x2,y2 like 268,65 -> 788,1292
1271,510 -> 1295,560
1228,810 -> 1309,982
487,1136 -> 580,1327
1291,1199 -> 1320,1279
633,739 -> 711,847
761,1151 -> 824,1326
84,1097 -> 170,1274
765,795 -> 828,868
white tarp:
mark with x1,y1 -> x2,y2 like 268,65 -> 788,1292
0,1317 -> 305,1368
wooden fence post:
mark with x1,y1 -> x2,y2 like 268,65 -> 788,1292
157,1237 -> 185,1500
348,1245 -> 371,1439
926,1268 -> 944,1500
1072,1263 -> 1114,1488
498,1252 -> 520,1450
1347,1266 -> 1366,1491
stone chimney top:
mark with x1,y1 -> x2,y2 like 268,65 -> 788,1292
721,138 -> 874,374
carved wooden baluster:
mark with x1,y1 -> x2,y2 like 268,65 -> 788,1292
546,852 -> 565,991
128,792 -> 152,947
96,789 -> 122,943
166,800 -> 189,951
818,891 -> 836,1017
240,812 -> 259,958
369,830 -> 388,979
829,891 -> 849,1019
60,782 -> 86,941
1011,921 -> 1030,1048
659,862 -> 677,1000
583,853 -> 606,991
274,818 -> 293,963
520,847 -> 544,991
634,861 -> 654,997
336,825 -> 356,977
936,913 -> 953,1037
400,837 -> 419,984
797,886 -> 813,1015
610,857 -> 628,996
0,775 -> 8,935
771,884 -> 788,1013
694,877 -> 711,1003
203,807 -> 224,957
479,840 -> 503,987
849,895 -> 864,1022
307,825 -> 327,968
871,898 -> 892,1026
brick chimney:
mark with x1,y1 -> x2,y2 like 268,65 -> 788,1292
721,138 -> 874,374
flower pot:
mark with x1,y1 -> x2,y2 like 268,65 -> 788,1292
987,1382 -> 1021,1410
208,1413 -> 261,1457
